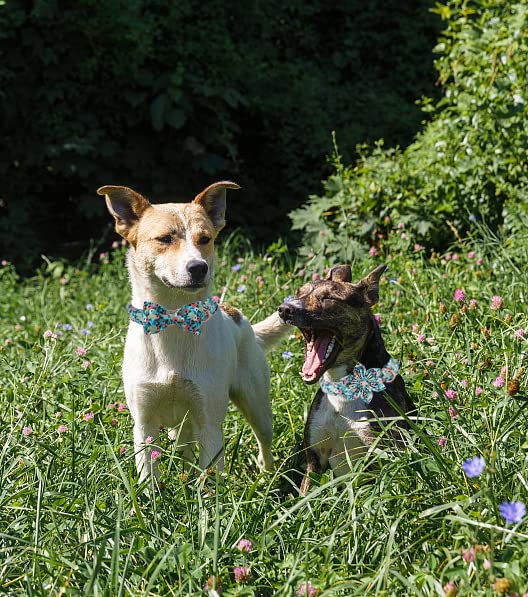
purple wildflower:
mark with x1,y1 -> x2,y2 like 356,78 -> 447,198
499,501 -> 526,524
462,456 -> 485,478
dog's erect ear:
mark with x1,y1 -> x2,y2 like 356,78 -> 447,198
357,264 -> 387,306
97,185 -> 151,245
326,264 -> 352,283
193,181 -> 240,231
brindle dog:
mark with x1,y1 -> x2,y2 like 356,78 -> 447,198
278,264 -> 415,493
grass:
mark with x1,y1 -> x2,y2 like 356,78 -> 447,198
1,225 -> 527,596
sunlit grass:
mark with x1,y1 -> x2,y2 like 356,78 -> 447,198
1,226 -> 527,595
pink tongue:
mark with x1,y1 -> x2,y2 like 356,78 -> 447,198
302,336 -> 332,376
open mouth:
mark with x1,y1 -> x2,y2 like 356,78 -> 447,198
300,328 -> 341,384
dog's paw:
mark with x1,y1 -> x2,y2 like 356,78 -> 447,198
257,450 -> 275,472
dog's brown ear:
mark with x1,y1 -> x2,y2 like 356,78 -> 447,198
326,264 -> 352,283
193,181 -> 240,231
357,264 -> 387,306
97,185 -> 151,246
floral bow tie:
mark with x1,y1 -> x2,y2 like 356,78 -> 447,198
127,296 -> 219,335
320,357 -> 400,404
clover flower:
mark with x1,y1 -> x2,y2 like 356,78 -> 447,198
499,501 -> 526,524
76,347 -> 87,356
445,389 -> 457,401
151,450 -> 161,461
515,328 -> 525,340
237,538 -> 253,553
443,581 -> 457,597
204,576 -> 222,593
493,376 -> 505,388
475,386 -> 483,396
22,426 -> 33,436
438,435 -> 447,447
453,288 -> 465,302
490,295 -> 504,310
233,566 -> 251,583
298,581 -> 318,597
84,412 -> 94,422
57,424 -> 68,434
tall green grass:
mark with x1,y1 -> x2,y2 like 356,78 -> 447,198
1,226 -> 527,595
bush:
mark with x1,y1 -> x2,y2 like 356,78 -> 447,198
0,0 -> 438,269
290,0 -> 528,269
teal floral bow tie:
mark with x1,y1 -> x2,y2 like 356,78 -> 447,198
127,297 -> 219,335
319,357 -> 400,404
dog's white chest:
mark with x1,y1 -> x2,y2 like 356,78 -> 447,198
307,388 -> 372,474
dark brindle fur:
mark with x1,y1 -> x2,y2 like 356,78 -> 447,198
278,264 -> 415,493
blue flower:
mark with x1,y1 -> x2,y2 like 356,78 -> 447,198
232,264 -> 242,271
62,323 -> 73,331
283,296 -> 293,303
237,285 -> 246,293
469,214 -> 477,222
499,501 -> 526,524
462,456 -> 485,478
87,321 -> 95,328
282,351 -> 293,359
81,329 -> 90,336
86,304 -> 94,311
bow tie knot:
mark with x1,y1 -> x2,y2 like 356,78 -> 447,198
127,297 -> 219,335
320,357 -> 400,404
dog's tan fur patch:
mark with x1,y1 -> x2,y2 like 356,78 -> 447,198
221,304 -> 243,325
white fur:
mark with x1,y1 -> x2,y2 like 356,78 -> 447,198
99,182 -> 289,481
306,367 -> 373,476
121,239 -> 288,482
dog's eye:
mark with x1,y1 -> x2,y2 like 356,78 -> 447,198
157,235 -> 172,244
198,235 -> 211,245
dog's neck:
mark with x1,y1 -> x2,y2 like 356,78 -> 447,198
324,314 -> 391,382
127,251 -> 214,311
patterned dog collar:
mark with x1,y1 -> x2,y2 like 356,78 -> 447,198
319,357 -> 400,404
127,296 -> 219,335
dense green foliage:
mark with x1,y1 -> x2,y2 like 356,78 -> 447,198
291,0 -> 528,269
0,0 -> 438,268
1,221 -> 527,594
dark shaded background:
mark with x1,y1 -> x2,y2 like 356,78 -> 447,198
0,0 -> 439,270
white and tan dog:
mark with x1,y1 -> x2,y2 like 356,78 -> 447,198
97,181 -> 286,481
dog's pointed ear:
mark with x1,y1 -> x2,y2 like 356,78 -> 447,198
193,181 -> 240,231
326,265 -> 352,283
97,185 -> 151,245
357,264 -> 387,306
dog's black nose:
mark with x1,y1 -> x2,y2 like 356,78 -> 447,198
278,302 -> 296,322
187,260 -> 209,282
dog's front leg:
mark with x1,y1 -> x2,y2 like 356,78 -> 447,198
300,448 -> 325,495
198,425 -> 225,471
